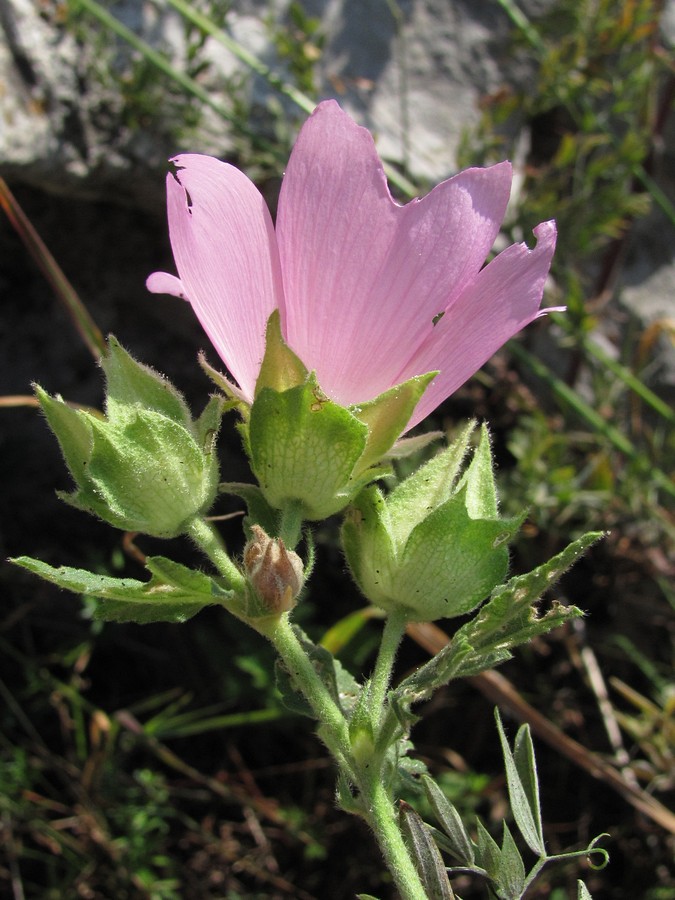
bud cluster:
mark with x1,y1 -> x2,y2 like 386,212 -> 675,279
36,338 -> 224,538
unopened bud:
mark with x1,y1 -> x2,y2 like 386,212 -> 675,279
244,525 -> 304,614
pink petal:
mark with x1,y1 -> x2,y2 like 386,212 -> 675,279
276,100 -> 513,406
162,154 -> 284,402
401,220 -> 558,430
146,271 -> 189,299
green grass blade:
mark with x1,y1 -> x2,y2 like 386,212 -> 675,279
509,342 -> 675,500
580,335 -> 675,424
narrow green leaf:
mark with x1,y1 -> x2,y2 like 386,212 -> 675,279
513,724 -> 544,853
462,423 -> 499,518
390,635 -> 482,715
387,421 -> 476,547
399,802 -> 455,899
350,371 -> 437,474
103,336 -> 192,427
497,822 -> 527,900
578,881 -> 593,900
495,710 -> 545,856
393,533 -> 600,706
422,775 -> 475,865
474,819 -> 501,879
254,310 -> 308,397
386,430 -> 444,459
319,608 -> 375,655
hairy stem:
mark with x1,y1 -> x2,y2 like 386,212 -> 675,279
187,517 -> 246,592
262,613 -> 352,768
364,777 -> 428,900
369,607 -> 408,732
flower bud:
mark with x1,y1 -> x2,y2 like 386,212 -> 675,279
243,525 -> 304,614
342,423 -> 523,622
37,337 -> 224,538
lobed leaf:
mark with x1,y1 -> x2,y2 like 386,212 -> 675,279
12,555 -> 229,623
496,823 -> 527,900
495,711 -> 545,856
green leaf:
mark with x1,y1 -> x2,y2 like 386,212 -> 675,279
319,607 -> 375,655
496,822 -> 526,900
393,535 -> 597,708
387,421 -> 476,547
254,309 -> 308,396
103,336 -> 192,428
458,531 -> 603,656
422,775 -> 475,866
578,882 -> 593,900
35,386 -> 94,480
474,819 -> 501,880
390,635 -> 483,718
495,711 -> 545,856
399,802 -> 455,899
11,556 -> 228,623
513,723 -> 544,855
462,423 -> 499,519
350,371 -> 437,474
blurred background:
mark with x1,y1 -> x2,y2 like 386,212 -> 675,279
1,1 -> 673,897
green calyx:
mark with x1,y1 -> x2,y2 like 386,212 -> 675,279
241,311 -> 436,522
37,337 -> 224,538
342,423 -> 524,622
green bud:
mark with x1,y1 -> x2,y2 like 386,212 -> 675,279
342,424 -> 523,622
37,338 -> 224,538
242,312 -> 435,521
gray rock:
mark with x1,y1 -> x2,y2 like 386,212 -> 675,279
0,0 -> 548,198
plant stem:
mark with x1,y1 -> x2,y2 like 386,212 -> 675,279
262,613 -> 352,766
365,778 -> 428,900
369,608 -> 408,732
187,517 -> 246,592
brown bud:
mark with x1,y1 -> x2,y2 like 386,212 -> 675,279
243,525 -> 304,614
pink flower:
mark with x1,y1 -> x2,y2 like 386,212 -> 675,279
147,100 -> 558,431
